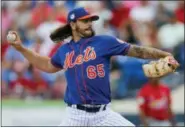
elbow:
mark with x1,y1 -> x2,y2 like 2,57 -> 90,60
45,70 -> 58,73
44,70 -> 55,73
37,66 -> 57,73
44,68 -> 60,73
43,59 -> 62,73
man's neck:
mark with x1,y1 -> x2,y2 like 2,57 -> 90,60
72,32 -> 81,43
73,36 -> 81,43
151,84 -> 159,88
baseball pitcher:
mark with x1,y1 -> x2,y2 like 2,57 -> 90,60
7,7 -> 179,126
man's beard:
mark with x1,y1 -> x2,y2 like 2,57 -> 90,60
76,26 -> 95,38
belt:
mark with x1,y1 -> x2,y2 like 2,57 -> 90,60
67,104 -> 107,113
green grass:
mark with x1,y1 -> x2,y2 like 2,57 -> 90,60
2,99 -> 127,111
2,99 -> 65,108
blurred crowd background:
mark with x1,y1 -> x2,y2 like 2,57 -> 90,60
1,0 -> 184,100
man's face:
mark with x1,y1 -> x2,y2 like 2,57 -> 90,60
75,18 -> 95,38
149,78 -> 160,85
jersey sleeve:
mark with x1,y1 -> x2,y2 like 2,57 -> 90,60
103,36 -> 131,56
50,46 -> 64,69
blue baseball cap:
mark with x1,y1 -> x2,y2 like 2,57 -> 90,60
67,7 -> 99,23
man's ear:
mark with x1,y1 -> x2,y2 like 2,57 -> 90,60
70,22 -> 76,30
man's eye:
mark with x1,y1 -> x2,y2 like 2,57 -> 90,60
82,19 -> 89,23
82,19 -> 92,23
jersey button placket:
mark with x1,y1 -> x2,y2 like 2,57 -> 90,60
80,39 -> 94,105
69,43 -> 86,104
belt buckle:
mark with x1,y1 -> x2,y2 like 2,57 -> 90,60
100,105 -> 106,111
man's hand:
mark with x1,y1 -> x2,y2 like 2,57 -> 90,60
167,56 -> 180,70
7,31 -> 24,51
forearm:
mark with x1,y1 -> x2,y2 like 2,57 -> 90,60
169,116 -> 176,126
168,107 -> 176,126
139,111 -> 149,126
127,45 -> 172,59
7,31 -> 60,73
19,46 -> 52,72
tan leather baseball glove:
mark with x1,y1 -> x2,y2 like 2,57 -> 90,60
142,56 -> 180,78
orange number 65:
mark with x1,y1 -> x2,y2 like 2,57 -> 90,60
86,64 -> 105,79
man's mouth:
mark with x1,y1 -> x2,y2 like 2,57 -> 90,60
85,27 -> 92,31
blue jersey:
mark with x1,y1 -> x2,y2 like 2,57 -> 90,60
51,35 -> 130,104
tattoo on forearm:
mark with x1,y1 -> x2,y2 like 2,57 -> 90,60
127,45 -> 171,59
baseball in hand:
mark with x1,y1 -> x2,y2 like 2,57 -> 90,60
7,33 -> 17,43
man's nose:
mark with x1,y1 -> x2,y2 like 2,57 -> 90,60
87,20 -> 92,26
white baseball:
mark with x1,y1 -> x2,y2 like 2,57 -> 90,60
7,33 -> 17,43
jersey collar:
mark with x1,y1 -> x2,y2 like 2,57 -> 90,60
70,37 -> 92,45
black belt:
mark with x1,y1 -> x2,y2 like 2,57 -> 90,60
67,104 -> 107,113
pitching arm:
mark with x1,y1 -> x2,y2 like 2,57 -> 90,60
17,47 -> 61,73
7,31 -> 62,73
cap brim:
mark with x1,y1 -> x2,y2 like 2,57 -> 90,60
78,15 -> 99,21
